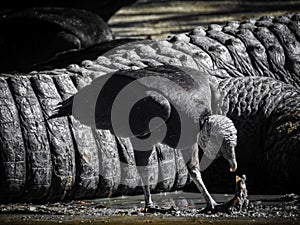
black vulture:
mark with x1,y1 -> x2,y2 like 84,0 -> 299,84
50,65 -> 237,212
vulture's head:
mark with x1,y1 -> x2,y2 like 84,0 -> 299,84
198,115 -> 238,172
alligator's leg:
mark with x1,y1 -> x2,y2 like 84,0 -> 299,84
181,143 -> 218,210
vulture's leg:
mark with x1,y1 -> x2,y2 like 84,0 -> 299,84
181,144 -> 217,210
134,148 -> 175,213
133,148 -> 154,209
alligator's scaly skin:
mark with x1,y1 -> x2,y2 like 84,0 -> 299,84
56,12 -> 299,190
49,12 -> 300,88
46,12 -> 300,192
218,77 -> 300,191
0,13 -> 299,202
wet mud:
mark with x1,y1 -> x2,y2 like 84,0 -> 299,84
0,191 -> 299,225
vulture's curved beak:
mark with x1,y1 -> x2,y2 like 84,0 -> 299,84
228,158 -> 237,172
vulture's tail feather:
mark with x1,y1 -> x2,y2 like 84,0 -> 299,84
48,96 -> 74,119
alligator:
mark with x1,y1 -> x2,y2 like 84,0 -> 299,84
0,12 -> 299,204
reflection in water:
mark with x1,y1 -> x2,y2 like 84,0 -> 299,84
92,191 -> 233,210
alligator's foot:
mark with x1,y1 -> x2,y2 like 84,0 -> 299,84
143,205 -> 177,214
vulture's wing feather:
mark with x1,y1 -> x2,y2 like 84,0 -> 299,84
49,70 -> 172,138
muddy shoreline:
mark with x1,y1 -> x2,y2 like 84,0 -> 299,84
0,214 -> 298,225
1,191 -> 299,225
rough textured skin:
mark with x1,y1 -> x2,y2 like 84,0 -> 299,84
93,129 -> 121,198
0,73 -> 120,202
156,143 -> 176,192
34,38 -> 142,71
0,13 -> 299,202
57,13 -> 298,87
31,75 -> 76,201
0,78 -> 26,200
9,76 -> 52,201
218,77 -> 300,192
114,137 -> 139,195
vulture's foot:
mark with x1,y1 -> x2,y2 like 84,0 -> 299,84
199,204 -> 228,214
200,198 -> 235,214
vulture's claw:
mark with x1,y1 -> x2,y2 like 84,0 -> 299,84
199,198 -> 235,214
